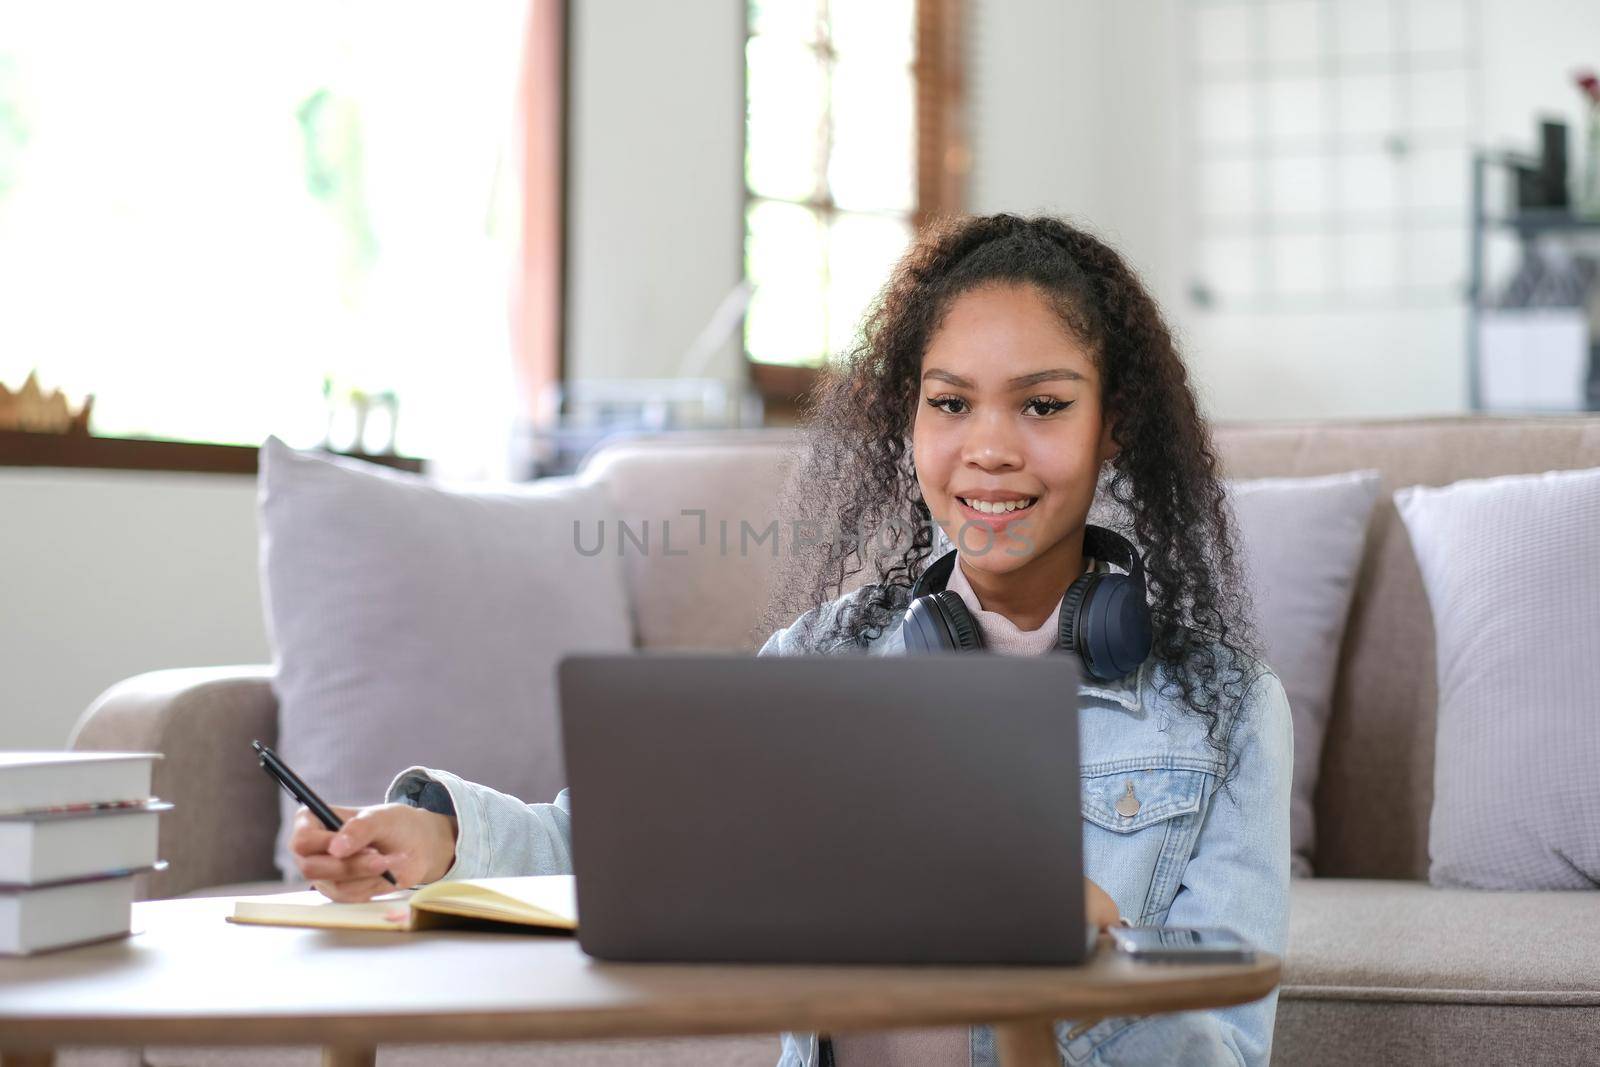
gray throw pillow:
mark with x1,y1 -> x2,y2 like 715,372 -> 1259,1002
1395,465 -> 1600,890
1229,471 -> 1381,877
258,437 -> 633,879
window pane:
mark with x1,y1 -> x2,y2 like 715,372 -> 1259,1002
1198,81 -> 1256,145
1196,4 -> 1253,71
1337,72 -> 1397,137
1409,0 -> 1468,53
748,0 -> 820,43
1199,156 -> 1259,221
1335,0 -> 1394,56
743,2 -> 918,369
1266,77 -> 1325,143
746,199 -> 826,365
1339,230 -> 1400,293
1410,67 -> 1470,132
745,35 -> 824,203
1408,145 -> 1469,211
1268,232 -> 1328,298
1406,224 -> 1466,289
1267,155 -> 1327,217
830,0 -> 914,63
828,62 -> 914,212
0,1 -> 524,458
1339,150 -> 1401,213
827,212 -> 911,357
1264,1 -> 1319,67
1197,234 -> 1260,302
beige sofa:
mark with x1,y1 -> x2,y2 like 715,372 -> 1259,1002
67,415 -> 1600,1066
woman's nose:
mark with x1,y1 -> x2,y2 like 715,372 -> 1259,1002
962,413 -> 1022,470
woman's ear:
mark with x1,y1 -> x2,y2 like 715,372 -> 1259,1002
1096,415 -> 1120,467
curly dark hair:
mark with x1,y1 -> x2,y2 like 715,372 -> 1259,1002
761,212 -> 1262,773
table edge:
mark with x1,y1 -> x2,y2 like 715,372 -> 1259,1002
0,956 -> 1279,1048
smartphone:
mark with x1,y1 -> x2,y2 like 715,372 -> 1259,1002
1108,925 -> 1256,964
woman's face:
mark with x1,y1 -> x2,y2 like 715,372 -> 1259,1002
912,282 -> 1117,581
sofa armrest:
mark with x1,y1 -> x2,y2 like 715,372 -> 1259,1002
68,666 -> 283,900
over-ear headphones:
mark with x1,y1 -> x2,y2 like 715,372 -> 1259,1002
900,525 -> 1154,682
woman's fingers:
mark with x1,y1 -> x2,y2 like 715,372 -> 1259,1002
311,875 -> 396,904
289,802 -> 396,890
288,804 -> 359,857
1084,877 -> 1122,930
297,847 -> 390,883
288,801 -> 446,891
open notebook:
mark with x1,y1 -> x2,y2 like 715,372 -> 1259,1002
226,875 -> 577,934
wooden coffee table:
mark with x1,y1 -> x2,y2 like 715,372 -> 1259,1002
0,894 -> 1278,1067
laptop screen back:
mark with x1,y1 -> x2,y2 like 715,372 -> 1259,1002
557,651 -> 1086,965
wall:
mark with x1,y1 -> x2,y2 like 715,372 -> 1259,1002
967,0 -> 1109,232
0,469 -> 271,749
564,0 -> 746,392
967,0 -> 1600,421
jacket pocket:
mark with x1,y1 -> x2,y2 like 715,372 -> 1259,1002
1080,764 -> 1216,925
1081,765 -> 1210,833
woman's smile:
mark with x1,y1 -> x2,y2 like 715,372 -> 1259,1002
952,492 -> 1040,536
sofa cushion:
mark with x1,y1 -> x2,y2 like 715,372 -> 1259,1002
1283,879 -> 1600,1005
1395,465 -> 1600,889
1229,470 -> 1380,877
1273,1000 -> 1600,1067
258,437 -> 633,879
575,435 -> 804,652
1212,416 -> 1600,880
1276,878 -> 1600,1065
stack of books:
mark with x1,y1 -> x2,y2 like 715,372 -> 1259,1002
0,751 -> 170,955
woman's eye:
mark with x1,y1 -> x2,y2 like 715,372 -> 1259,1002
1025,397 -> 1071,417
926,395 -> 967,415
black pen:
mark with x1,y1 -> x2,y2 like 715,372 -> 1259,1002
252,739 -> 398,886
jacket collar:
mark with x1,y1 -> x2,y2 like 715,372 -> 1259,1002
1078,665 -> 1143,712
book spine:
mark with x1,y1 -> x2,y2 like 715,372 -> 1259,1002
0,860 -> 168,893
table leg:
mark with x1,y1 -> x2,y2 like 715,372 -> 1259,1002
1,1052 -> 55,1067
321,1048 -> 375,1067
994,1018 -> 1059,1067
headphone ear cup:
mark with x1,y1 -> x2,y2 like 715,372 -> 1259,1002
1057,574 -> 1095,655
929,590 -> 983,651
902,589 -> 985,653
1076,575 -> 1154,681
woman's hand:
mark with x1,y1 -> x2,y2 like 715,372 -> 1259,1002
289,802 -> 458,902
1085,877 -> 1121,930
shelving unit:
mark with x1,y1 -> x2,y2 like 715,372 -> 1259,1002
1466,151 -> 1600,411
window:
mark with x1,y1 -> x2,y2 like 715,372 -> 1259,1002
1187,0 -> 1481,310
0,2 -> 530,460
743,0 -> 965,369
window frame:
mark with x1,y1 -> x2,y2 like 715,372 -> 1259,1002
742,0 -> 967,416
0,428 -> 421,475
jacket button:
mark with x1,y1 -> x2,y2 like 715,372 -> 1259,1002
1115,781 -> 1141,818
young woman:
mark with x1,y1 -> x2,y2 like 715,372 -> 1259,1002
291,214 -> 1292,1067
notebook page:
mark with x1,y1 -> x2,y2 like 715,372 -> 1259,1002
228,888 -> 417,931
410,875 -> 577,929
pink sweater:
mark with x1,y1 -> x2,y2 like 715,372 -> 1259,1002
830,556 -> 1095,1066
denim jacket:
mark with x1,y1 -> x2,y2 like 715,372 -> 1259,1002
387,579 -> 1292,1067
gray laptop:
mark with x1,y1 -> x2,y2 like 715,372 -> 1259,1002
556,651 -> 1087,965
